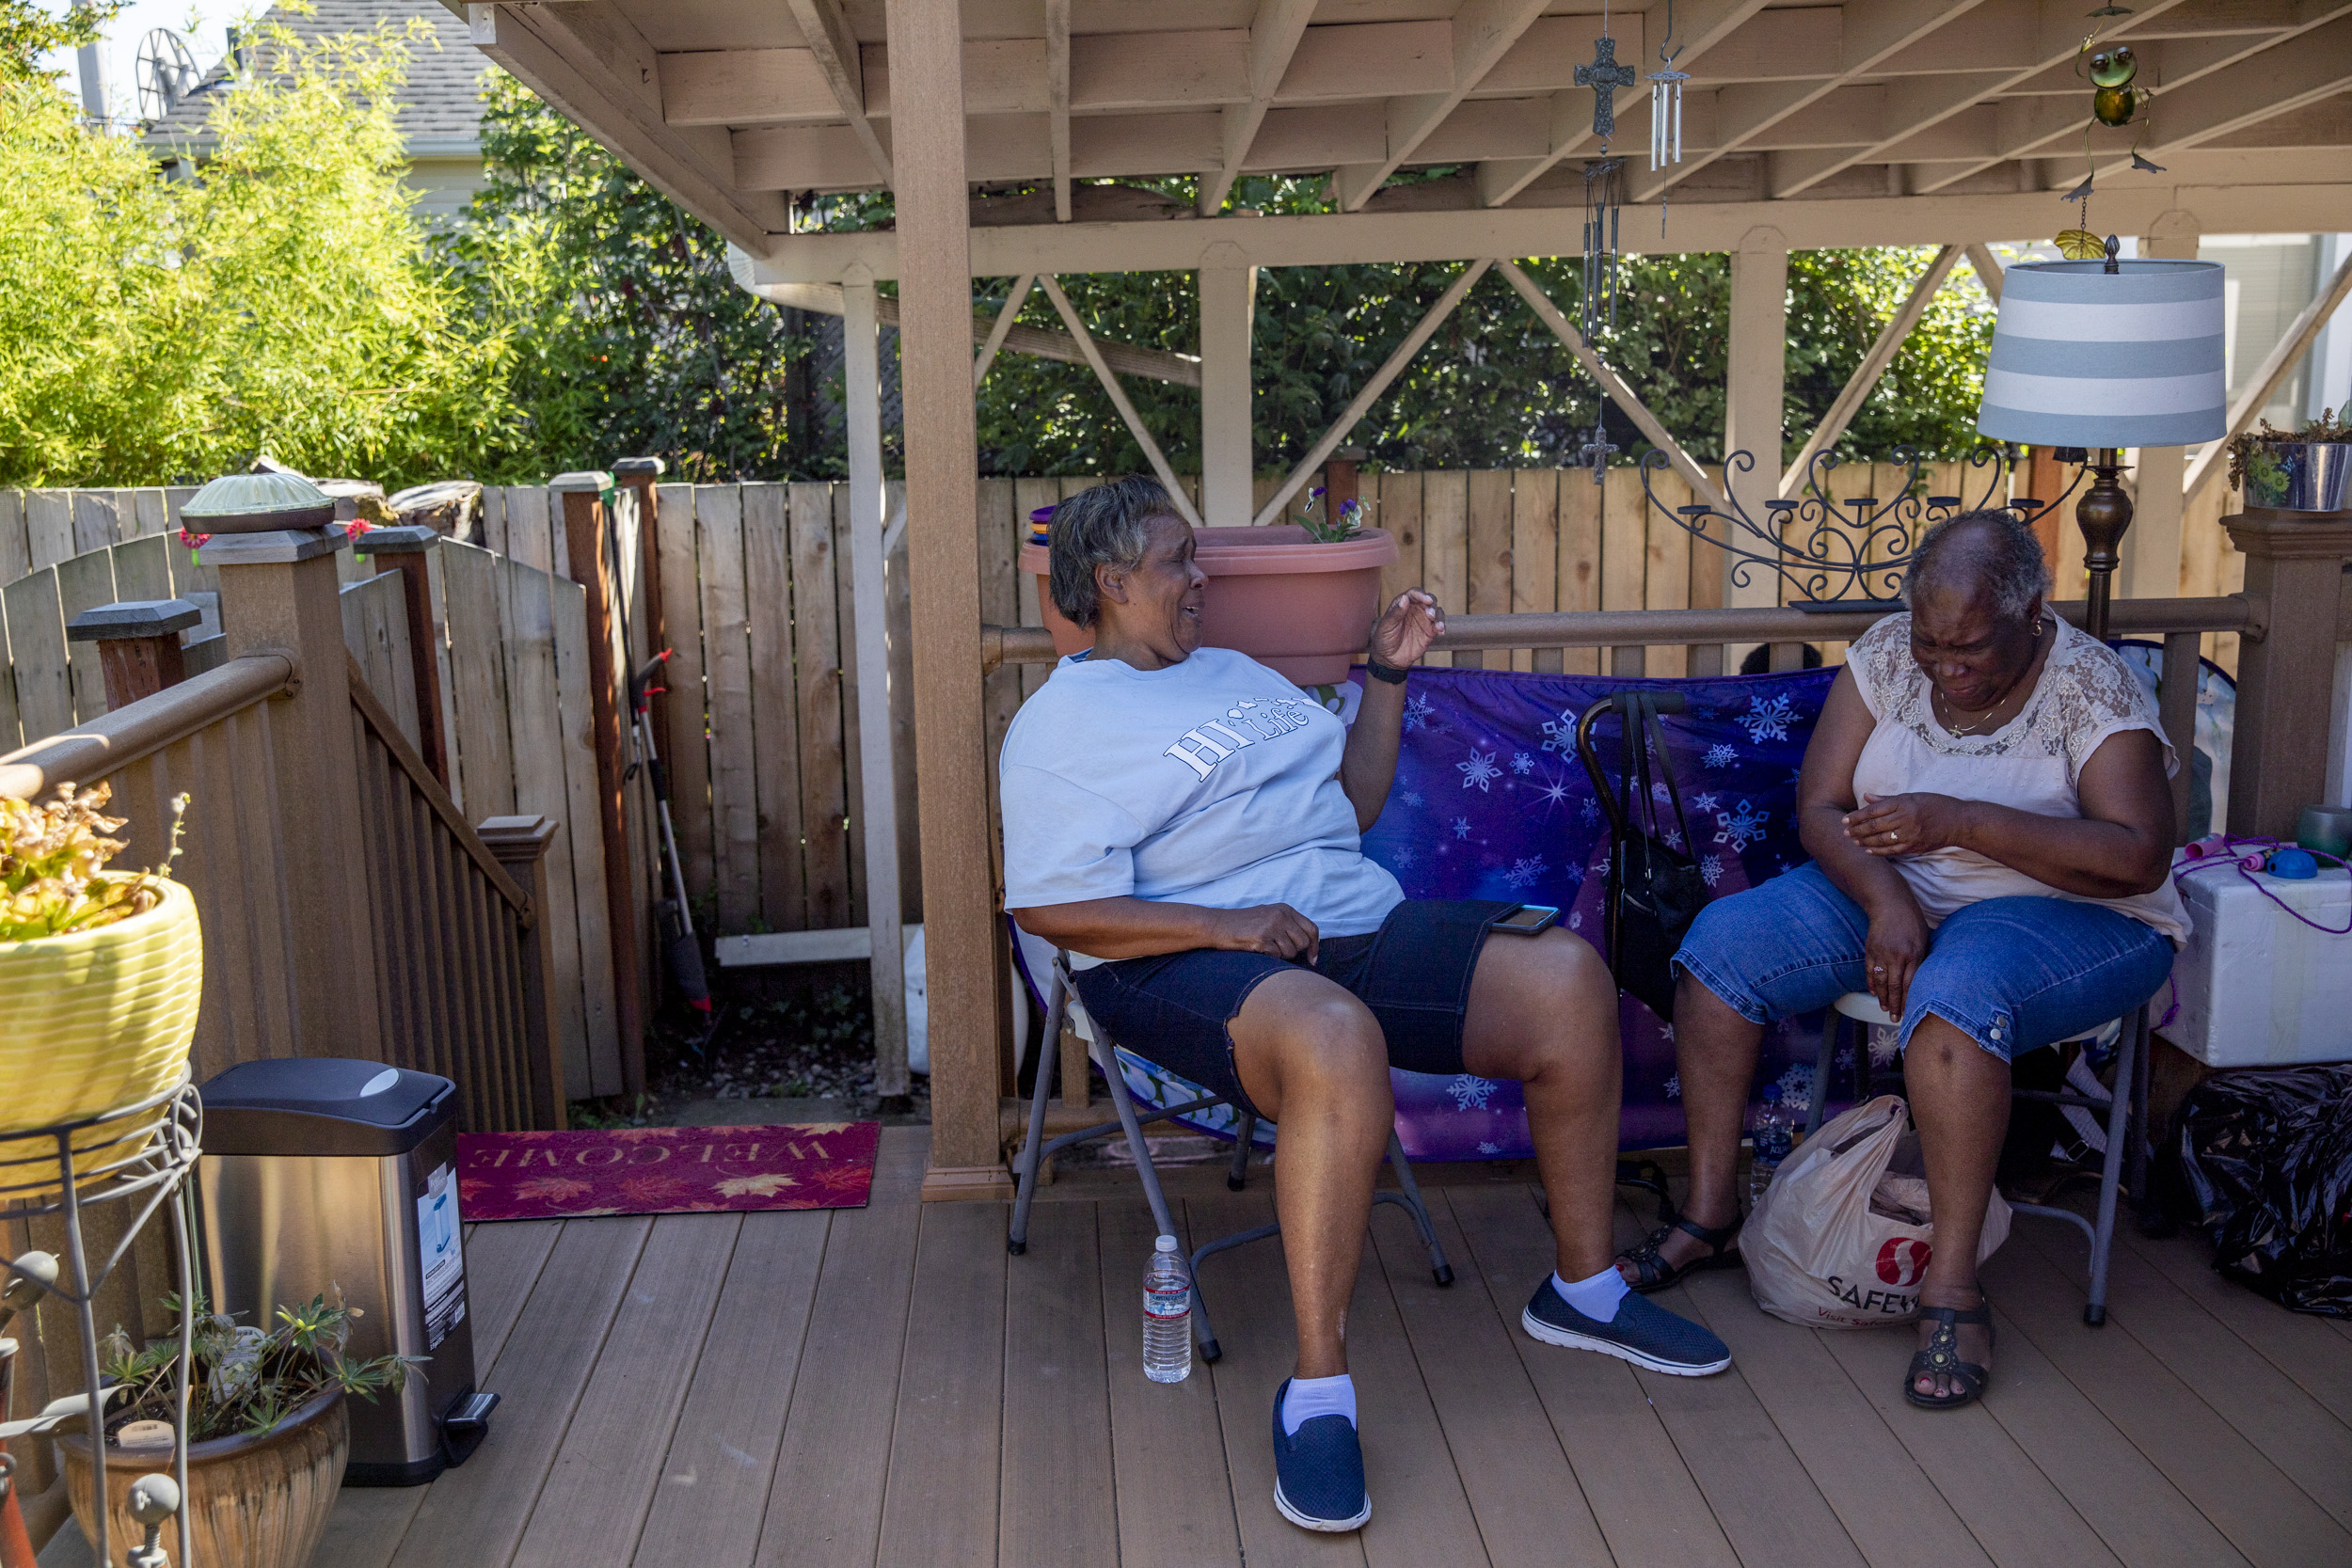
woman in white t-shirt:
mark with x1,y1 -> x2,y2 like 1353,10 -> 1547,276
1002,477 -> 1728,1535
1644,510 -> 2182,1412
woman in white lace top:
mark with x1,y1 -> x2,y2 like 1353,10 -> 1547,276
1626,510 -> 2182,1411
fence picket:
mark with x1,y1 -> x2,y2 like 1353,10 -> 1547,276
24,493 -> 72,570
790,481 -> 851,931
1420,471 -> 1469,670
1642,467 -> 1693,679
833,485 -> 868,928
977,478 -> 1022,895
440,542 -> 516,818
653,483 -> 712,902
1509,468 -> 1559,674
1375,471 -> 1424,630
1011,478 -> 1058,705
1463,468 -> 1515,673
697,484 -> 760,935
550,572 -> 623,1097
111,534 -> 173,603
744,482 -> 806,930
1596,467 -> 1645,675
885,478 -> 922,920
0,493 -> 26,582
56,546 -> 118,721
70,493 -> 116,557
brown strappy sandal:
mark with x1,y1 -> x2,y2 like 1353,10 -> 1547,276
1615,1207 -> 1744,1294
1905,1295 -> 1994,1410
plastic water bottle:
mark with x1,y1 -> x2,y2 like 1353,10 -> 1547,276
1143,1234 -> 1193,1384
1750,1085 -> 1797,1208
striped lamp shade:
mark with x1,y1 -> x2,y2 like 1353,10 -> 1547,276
1977,259 -> 2227,449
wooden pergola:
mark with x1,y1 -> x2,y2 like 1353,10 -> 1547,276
462,0 -> 2352,1198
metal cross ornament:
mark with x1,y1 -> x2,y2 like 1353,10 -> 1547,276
1577,420 -> 1618,485
1575,35 -> 1640,141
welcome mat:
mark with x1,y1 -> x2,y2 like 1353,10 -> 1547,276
455,1123 -> 881,1221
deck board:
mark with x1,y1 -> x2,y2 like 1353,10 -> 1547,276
634,1209 -> 833,1568
333,1151 -> 2352,1568
998,1201 -> 1120,1568
512,1214 -> 742,1568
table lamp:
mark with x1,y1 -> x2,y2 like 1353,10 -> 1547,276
1976,244 -> 2226,641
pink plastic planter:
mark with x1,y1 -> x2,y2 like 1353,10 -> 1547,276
1019,525 -> 1400,684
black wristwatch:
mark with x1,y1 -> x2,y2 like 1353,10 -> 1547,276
1366,657 -> 1410,685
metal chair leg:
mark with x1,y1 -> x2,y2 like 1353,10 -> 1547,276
1227,1112 -> 1256,1191
1007,968 -> 1066,1256
1097,1034 -> 1180,1243
1383,1132 -> 1454,1286
1806,1013 -> 1841,1137
2082,1006 -> 2141,1327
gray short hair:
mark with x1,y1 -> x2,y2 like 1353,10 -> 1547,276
1047,476 -> 1184,629
1901,509 -> 2053,624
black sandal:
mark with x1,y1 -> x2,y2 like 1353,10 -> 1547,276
1615,1208 -> 1744,1294
1905,1296 -> 1994,1410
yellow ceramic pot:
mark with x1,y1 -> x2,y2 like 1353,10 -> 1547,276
0,877 -> 202,1193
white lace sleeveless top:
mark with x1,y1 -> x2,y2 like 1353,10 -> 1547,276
1846,614 -> 2190,942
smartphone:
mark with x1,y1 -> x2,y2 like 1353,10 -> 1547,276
1489,903 -> 1559,936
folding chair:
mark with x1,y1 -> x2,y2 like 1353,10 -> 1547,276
1806,992 -> 2153,1325
1008,952 -> 1454,1363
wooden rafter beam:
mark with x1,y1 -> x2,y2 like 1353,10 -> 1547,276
1047,0 -> 1072,221
1037,275 -> 1206,527
1200,0 -> 1316,216
1477,0 -> 1765,210
2184,246 -> 2352,503
1965,242 -> 2005,304
469,2 -> 787,253
1636,0 -> 1983,204
974,274 -> 1037,387
1495,261 -> 1727,513
784,0 -> 892,184
1254,261 -> 1494,525
1779,245 -> 1962,499
1332,0 -> 1550,213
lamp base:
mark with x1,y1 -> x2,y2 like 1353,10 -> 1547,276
2075,449 -> 2132,644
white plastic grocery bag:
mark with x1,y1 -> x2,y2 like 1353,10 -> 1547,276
1745,1094 -> 2011,1328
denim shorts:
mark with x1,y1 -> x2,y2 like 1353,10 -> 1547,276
1068,898 -> 1516,1119
1672,862 -> 2173,1062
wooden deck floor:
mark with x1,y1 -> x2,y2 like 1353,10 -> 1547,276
307,1127 -> 2352,1568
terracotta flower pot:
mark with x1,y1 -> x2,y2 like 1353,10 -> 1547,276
1019,525 -> 1400,684
60,1389 -> 347,1568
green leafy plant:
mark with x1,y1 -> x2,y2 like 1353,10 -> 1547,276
0,784 -> 186,942
1295,486 -> 1369,543
2226,409 -> 2352,494
100,1286 -> 416,1442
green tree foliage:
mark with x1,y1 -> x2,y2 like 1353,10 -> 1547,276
0,0 -> 121,85
832,178 -> 1994,478
441,72 -> 803,482
0,21 -> 516,486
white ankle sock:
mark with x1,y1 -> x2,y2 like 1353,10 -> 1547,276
1281,1373 -> 1357,1435
1552,1265 -> 1630,1323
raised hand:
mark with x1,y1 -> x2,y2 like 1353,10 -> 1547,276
1369,589 -> 1444,669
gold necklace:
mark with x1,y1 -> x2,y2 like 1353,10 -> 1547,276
1935,617 -> 2046,736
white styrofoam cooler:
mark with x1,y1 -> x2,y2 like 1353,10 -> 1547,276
2165,864 -> 2352,1067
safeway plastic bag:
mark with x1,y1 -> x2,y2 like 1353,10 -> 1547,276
1747,1095 -> 2012,1328
2168,1064 -> 2352,1316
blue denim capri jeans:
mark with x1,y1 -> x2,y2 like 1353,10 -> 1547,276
1672,863 -> 2174,1062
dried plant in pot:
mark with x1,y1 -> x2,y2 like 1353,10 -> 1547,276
0,787 -> 199,1194
58,1289 -> 416,1568
2227,410 -> 2352,511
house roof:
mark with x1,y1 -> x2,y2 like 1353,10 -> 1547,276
142,0 -> 489,160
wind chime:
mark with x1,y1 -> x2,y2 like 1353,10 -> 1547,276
2056,8 -> 2163,259
1649,0 -> 1690,182
1570,8 -> 1639,482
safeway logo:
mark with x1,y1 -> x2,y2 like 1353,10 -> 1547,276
1877,1235 -> 1932,1287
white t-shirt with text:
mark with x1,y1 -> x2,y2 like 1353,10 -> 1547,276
998,647 -> 1403,954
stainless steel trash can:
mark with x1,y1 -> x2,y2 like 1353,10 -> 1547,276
197,1058 -> 497,1484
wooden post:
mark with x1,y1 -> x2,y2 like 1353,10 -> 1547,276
358,526 -> 453,791
2122,218 -> 2201,601
1199,257 -> 1257,527
844,275 -> 910,1100
885,0 -> 1010,1201
613,458 -> 670,760
2222,507 -> 2352,838
64,599 -> 199,708
202,524 -> 385,1060
1323,446 -> 1365,528
550,472 -> 646,1096
1726,228 -> 1789,670
479,814 -> 568,1130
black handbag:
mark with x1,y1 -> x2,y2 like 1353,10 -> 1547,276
1575,691 -> 1709,1022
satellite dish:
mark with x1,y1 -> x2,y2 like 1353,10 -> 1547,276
136,28 -> 199,123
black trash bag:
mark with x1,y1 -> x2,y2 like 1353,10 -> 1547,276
2168,1065 -> 2352,1316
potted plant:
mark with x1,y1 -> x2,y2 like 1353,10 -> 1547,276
2227,410 -> 2352,511
0,787 -> 200,1193
58,1288 -> 413,1568
1018,491 -> 1400,684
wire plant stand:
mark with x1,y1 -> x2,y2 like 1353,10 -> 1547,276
1,1076 -> 202,1568
1639,445 -> 2090,608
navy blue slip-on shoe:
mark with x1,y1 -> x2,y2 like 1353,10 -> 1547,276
1269,1380 -> 1372,1532
1521,1281 -> 1732,1375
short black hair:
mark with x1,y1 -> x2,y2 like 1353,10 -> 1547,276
1046,476 -> 1184,628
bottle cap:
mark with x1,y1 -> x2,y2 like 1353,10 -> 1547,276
1154,1234 -> 1179,1253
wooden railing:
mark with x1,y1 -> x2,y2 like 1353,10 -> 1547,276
349,657 -> 563,1132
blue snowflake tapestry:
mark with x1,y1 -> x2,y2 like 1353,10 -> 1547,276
1108,662 -> 1844,1161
